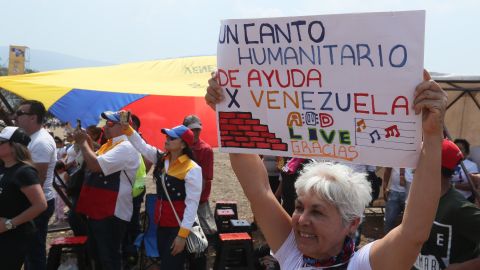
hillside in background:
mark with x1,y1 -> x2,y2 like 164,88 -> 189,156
0,46 -> 113,72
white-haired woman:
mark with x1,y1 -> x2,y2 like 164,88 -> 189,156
205,70 -> 447,269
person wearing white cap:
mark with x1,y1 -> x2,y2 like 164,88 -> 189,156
0,126 -> 47,270
121,119 -> 203,269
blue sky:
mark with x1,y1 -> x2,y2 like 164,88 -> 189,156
2,0 -> 478,74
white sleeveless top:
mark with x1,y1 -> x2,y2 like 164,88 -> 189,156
273,230 -> 373,269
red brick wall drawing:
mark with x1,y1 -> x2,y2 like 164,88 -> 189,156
219,111 -> 288,151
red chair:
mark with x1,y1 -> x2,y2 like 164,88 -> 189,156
214,232 -> 255,270
46,236 -> 88,270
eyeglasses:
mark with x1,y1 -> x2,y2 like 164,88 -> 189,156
166,136 -> 179,141
106,121 -> 119,128
15,110 -> 34,117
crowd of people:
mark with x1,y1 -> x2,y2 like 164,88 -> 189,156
0,100 -> 216,269
0,70 -> 479,270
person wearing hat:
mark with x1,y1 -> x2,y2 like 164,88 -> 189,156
0,126 -> 47,270
73,111 -> 140,270
182,117 -> 216,222
183,115 -> 215,270
122,119 -> 202,269
412,139 -> 480,270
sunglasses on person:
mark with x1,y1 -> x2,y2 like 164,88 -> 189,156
105,121 -> 119,128
166,136 -> 179,141
15,110 -> 35,117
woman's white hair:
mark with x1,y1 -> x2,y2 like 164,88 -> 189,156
295,161 -> 372,225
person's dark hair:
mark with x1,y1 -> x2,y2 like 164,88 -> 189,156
182,146 -> 195,162
131,114 -> 141,130
86,125 -> 108,146
86,125 -> 102,140
441,167 -> 455,178
154,145 -> 196,176
454,138 -> 470,155
20,100 -> 46,124
55,160 -> 66,171
10,142 -> 35,167
54,136 -> 63,144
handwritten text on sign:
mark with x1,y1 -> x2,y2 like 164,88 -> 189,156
216,11 -> 425,168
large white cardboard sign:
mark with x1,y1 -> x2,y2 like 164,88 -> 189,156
216,10 -> 425,168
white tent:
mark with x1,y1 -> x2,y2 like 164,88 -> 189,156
433,73 -> 480,165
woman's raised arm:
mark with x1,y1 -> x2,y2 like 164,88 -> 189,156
370,71 -> 447,270
230,153 -> 292,252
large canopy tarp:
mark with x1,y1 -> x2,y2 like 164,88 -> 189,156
0,56 -> 217,148
433,73 -> 480,146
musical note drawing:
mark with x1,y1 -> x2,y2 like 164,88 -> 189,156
354,118 -> 417,151
356,119 -> 366,132
369,130 -> 381,143
384,125 -> 400,138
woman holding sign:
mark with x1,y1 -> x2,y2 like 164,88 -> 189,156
205,70 -> 447,269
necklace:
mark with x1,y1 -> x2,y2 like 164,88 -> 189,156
301,236 -> 355,269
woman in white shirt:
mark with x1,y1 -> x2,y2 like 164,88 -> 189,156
205,70 -> 447,269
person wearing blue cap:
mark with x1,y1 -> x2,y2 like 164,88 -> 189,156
73,111 -> 140,270
121,117 -> 203,269
0,126 -> 47,270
